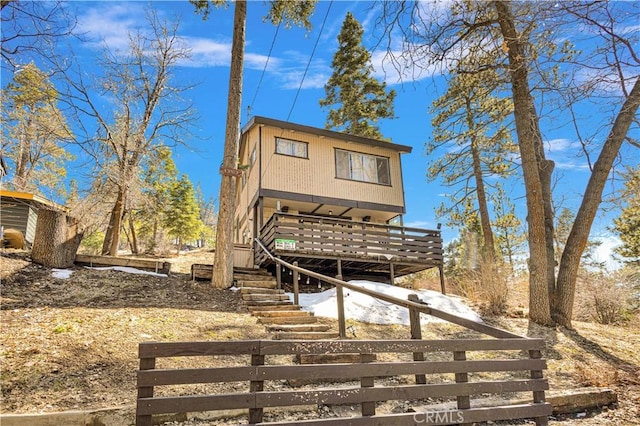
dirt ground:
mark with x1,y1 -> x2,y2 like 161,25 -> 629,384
1,249 -> 639,425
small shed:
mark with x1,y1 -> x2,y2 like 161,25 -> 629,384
0,190 -> 67,246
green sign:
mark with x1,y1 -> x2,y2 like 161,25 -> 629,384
275,239 -> 296,250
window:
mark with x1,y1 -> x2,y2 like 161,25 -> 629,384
335,149 -> 391,185
276,137 -> 308,158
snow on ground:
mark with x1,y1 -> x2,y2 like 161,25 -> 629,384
51,269 -> 74,279
51,266 -> 168,279
289,280 -> 482,326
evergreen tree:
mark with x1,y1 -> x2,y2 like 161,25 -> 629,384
612,166 -> 640,265
1,62 -> 73,197
164,174 -> 203,255
490,184 -> 525,271
320,12 -> 395,140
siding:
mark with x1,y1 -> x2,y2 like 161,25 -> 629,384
0,198 -> 37,244
259,126 -> 405,207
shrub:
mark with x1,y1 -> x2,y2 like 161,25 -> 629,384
575,271 -> 634,324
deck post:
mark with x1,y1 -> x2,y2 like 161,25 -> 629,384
336,258 -> 346,339
408,294 -> 426,384
276,259 -> 282,290
293,261 -> 299,306
389,262 -> 395,284
438,264 -> 446,295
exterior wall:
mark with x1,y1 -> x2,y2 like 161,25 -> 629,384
0,198 -> 38,244
259,126 -> 405,207
235,125 -> 261,244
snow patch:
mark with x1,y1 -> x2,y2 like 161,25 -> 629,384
51,269 -> 73,279
84,266 -> 168,277
289,280 -> 481,326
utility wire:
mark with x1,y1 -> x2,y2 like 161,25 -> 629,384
286,0 -> 333,122
247,21 -> 281,118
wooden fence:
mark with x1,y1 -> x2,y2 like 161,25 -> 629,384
136,339 -> 550,425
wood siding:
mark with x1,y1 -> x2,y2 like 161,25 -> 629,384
259,126 -> 404,207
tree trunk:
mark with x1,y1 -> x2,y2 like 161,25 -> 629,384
32,208 -> 84,268
128,212 -> 138,255
494,0 -> 553,325
554,78 -> 640,328
101,188 -> 126,256
470,133 -> 496,263
212,0 -> 246,288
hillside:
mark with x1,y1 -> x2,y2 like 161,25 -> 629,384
1,249 -> 638,425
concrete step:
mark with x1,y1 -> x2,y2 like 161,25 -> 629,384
267,324 -> 331,333
274,331 -> 340,340
238,287 -> 284,295
252,310 -> 311,317
258,316 -> 318,325
242,294 -> 291,301
236,280 -> 276,289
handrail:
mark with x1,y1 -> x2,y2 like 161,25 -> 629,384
254,238 -> 523,339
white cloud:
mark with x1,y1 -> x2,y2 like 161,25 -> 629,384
78,3 -> 147,52
593,235 -> 623,271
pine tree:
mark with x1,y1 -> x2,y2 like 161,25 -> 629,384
320,12 -> 395,140
1,62 -> 73,197
164,175 -> 204,255
612,166 -> 640,265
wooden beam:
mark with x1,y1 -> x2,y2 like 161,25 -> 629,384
75,254 -> 170,275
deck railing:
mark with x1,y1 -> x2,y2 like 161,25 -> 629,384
257,212 -> 443,268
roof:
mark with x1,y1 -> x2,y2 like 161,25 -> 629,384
241,116 -> 413,154
0,190 -> 68,212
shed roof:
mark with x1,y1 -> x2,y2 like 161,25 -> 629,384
0,190 -> 68,212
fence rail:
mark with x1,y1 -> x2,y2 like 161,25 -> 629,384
136,339 -> 550,425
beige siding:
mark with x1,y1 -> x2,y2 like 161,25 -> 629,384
259,126 -> 404,207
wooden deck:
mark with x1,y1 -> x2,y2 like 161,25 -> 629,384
256,213 -> 443,280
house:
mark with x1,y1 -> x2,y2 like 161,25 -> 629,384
234,116 -> 443,283
0,190 -> 67,247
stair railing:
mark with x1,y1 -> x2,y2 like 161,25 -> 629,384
254,238 -> 523,340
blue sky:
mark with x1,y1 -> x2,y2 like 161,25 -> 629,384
3,1 -> 638,267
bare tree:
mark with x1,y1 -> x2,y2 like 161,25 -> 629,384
1,0 -> 77,71
52,11 -> 197,256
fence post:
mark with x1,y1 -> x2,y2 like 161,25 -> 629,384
136,356 -> 156,426
249,353 -> 265,424
276,259 -> 282,290
293,261 -> 299,306
336,258 -> 346,339
408,294 -> 426,384
529,349 -> 549,426
360,353 -> 376,416
453,350 -> 471,426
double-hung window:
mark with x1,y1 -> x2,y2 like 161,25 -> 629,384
275,137 -> 308,158
335,149 -> 391,185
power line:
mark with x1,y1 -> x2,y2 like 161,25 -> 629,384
286,1 -> 333,122
247,21 -> 281,118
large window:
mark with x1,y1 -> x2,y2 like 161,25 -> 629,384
335,149 -> 391,185
275,137 -> 308,158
